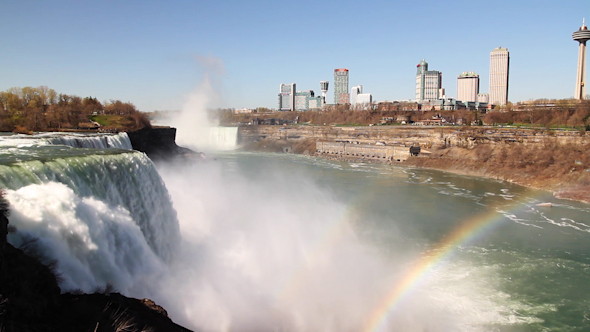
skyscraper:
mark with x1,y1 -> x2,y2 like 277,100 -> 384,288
334,69 -> 349,104
415,59 -> 442,102
457,71 -> 479,102
489,47 -> 510,106
278,83 -> 296,111
573,20 -> 590,100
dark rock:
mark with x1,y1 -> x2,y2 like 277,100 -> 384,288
127,127 -> 201,161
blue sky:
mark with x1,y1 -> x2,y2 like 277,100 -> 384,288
1,0 -> 588,111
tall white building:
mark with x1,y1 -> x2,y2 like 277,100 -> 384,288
351,85 -> 362,105
416,59 -> 442,102
350,85 -> 372,108
489,47 -> 510,106
457,71 -> 479,102
278,83 -> 296,111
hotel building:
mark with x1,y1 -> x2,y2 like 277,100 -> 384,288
416,59 -> 443,102
334,69 -> 350,104
457,71 -> 479,102
278,83 -> 296,111
489,47 -> 510,106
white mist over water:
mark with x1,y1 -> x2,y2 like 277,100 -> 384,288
167,54 -> 238,152
149,157 -> 514,332
154,160 -> 391,331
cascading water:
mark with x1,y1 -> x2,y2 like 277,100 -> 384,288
0,135 -> 178,295
0,132 -> 133,149
44,132 -> 133,149
208,126 -> 238,150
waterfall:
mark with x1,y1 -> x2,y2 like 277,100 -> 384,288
1,151 -> 179,294
208,126 -> 238,150
44,132 -> 133,149
0,132 -> 133,150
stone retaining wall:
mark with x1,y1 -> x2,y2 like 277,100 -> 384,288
316,141 -> 410,162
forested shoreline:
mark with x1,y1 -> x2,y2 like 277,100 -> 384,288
221,99 -> 590,130
0,86 -> 150,133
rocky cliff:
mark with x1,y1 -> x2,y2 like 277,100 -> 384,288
127,127 -> 199,161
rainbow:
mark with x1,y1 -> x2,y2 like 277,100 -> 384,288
362,204 -> 521,332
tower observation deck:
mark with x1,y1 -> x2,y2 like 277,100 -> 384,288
573,19 -> 590,99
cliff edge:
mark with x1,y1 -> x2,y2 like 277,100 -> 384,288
127,127 -> 200,161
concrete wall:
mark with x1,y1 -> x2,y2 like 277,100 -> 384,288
316,141 -> 410,162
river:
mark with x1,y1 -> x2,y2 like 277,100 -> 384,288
1,132 -> 589,331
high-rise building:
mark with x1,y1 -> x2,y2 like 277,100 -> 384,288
415,59 -> 443,102
489,47 -> 510,106
278,83 -> 296,111
350,85 -> 372,108
294,90 -> 323,111
573,20 -> 590,100
351,85 -> 362,105
334,69 -> 350,104
457,71 -> 479,102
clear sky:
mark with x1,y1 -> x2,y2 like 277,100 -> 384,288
1,0 -> 588,111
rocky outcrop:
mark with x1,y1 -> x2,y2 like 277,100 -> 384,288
127,127 -> 200,161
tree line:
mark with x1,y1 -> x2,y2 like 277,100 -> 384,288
0,86 -> 150,132
483,99 -> 590,129
219,98 -> 590,130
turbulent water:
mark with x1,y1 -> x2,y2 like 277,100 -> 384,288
1,132 -> 590,332
0,133 -> 178,294
0,132 -> 132,149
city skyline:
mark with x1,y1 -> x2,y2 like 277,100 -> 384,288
0,1 -> 587,112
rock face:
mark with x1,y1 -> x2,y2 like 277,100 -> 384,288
239,125 -> 589,150
127,127 -> 198,161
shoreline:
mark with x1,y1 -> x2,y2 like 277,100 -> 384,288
398,156 -> 590,205
239,137 -> 590,205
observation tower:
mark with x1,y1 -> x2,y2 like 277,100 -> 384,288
573,19 -> 590,99
320,81 -> 329,104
